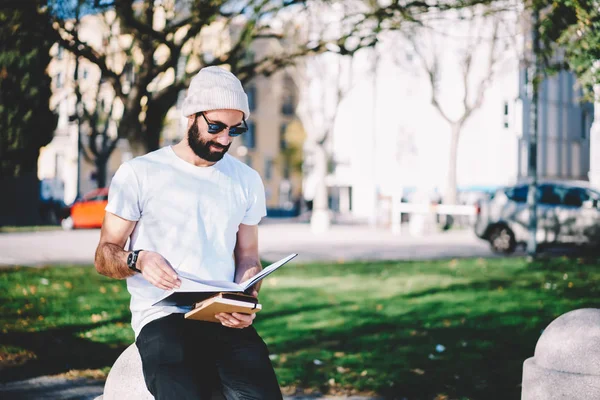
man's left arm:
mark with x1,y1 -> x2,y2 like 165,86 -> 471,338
215,223 -> 262,328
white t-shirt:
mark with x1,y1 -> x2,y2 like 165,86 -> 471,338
105,146 -> 267,338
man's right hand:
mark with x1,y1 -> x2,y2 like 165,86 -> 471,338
137,251 -> 181,290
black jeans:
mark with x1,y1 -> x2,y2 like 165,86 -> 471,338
136,313 -> 283,400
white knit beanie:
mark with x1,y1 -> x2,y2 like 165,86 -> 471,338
181,66 -> 250,119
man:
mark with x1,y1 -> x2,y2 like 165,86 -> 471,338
95,66 -> 282,399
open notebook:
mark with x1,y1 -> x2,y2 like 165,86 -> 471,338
152,253 -> 298,307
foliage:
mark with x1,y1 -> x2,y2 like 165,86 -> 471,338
0,1 -> 57,178
538,0 -> 600,99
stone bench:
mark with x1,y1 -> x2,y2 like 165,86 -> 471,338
95,343 -> 224,400
522,308 -> 600,399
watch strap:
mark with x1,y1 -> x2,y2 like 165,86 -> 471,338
127,250 -> 143,273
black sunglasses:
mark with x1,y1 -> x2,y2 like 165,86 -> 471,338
198,112 -> 248,137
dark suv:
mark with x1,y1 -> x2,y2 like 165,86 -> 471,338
474,181 -> 600,254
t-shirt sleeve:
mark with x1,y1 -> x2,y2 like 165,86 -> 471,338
242,170 -> 267,225
105,162 -> 142,221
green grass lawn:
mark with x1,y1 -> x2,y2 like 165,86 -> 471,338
0,257 -> 599,399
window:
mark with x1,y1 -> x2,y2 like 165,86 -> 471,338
265,158 -> 273,180
506,185 -> 528,203
82,68 -> 88,80
281,94 -> 294,115
56,72 -> 63,88
57,46 -> 63,60
279,123 -> 287,150
176,54 -> 187,81
246,86 -> 256,112
582,110 -> 588,139
503,102 -> 509,129
243,121 -> 256,149
563,187 -> 588,208
537,185 -> 562,206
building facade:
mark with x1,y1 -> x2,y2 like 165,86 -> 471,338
300,6 -> 592,223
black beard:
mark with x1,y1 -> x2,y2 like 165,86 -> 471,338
187,121 -> 230,162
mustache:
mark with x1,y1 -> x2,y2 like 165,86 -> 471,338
209,142 -> 229,151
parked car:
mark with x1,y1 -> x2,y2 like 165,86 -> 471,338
474,181 -> 600,254
61,188 -> 108,230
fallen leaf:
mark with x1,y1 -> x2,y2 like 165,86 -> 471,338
443,319 -> 451,327
361,370 -> 368,376
111,286 -> 120,293
91,314 -> 102,323
334,352 -> 345,358
64,282 -> 73,289
336,366 -> 350,373
99,286 -> 107,294
376,304 -> 383,311
411,368 -> 425,375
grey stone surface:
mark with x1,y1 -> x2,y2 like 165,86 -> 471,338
522,308 -> 600,400
102,343 -> 154,400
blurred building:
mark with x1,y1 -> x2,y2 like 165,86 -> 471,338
299,4 -> 593,222
39,7 -> 303,215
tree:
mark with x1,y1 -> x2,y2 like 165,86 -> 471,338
0,1 -> 57,178
404,5 -> 510,205
538,0 -> 600,98
47,1 -> 358,157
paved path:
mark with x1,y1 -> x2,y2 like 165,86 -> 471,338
0,376 -> 380,400
0,222 -> 493,267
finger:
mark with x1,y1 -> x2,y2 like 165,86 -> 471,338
215,315 -> 239,329
145,268 -> 177,290
232,313 -> 254,324
218,313 -> 241,326
156,265 -> 180,288
148,265 -> 179,289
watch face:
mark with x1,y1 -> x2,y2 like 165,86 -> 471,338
127,252 -> 133,265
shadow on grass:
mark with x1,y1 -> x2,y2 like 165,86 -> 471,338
259,279 -> 599,399
0,317 -> 129,383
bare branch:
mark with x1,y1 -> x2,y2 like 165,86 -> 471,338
464,16 -> 500,121
409,32 -> 454,124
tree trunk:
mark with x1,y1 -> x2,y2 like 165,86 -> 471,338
95,156 -> 108,188
310,142 -> 330,233
445,122 -> 462,205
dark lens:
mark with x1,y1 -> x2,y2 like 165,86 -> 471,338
208,123 -> 226,134
228,127 -> 247,137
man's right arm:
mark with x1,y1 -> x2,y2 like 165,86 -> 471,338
95,212 -> 181,290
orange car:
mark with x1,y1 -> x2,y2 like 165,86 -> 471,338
61,188 -> 108,230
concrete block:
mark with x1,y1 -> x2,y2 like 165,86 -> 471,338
103,344 -> 154,400
101,343 -> 225,400
522,308 -> 600,400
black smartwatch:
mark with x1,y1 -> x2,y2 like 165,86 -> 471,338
127,250 -> 143,273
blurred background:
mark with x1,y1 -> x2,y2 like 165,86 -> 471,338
1,0 -> 600,399
1,0 -> 600,253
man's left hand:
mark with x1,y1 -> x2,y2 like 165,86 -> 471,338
215,312 -> 256,329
